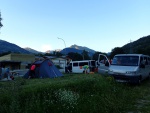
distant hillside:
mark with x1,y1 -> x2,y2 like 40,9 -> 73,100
122,35 -> 150,55
60,48 -> 83,54
0,40 -> 31,54
24,47 -> 43,54
60,45 -> 96,56
70,44 -> 95,53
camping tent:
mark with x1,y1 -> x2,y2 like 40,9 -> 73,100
24,59 -> 63,78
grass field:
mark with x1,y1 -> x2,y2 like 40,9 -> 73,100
0,73 -> 150,113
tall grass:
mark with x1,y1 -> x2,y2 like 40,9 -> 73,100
0,74 -> 149,113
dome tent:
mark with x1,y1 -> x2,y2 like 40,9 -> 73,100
24,59 -> 63,78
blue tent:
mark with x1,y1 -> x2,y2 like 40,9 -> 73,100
24,59 -> 63,78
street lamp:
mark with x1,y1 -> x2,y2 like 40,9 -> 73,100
57,37 -> 67,73
57,37 -> 67,56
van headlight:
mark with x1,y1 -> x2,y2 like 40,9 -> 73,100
126,71 -> 136,75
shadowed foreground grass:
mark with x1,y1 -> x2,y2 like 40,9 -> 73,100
0,73 -> 150,113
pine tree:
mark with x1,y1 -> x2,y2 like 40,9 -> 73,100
0,12 -> 3,29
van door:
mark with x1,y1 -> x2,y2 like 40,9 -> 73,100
98,54 -> 110,74
72,62 -> 79,73
139,56 -> 148,80
143,56 -> 150,79
89,60 -> 96,72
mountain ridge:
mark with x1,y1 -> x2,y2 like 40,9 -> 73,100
69,44 -> 95,53
0,40 -> 31,54
24,47 -> 43,54
122,35 -> 150,55
0,35 -> 150,56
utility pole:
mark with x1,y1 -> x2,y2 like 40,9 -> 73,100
129,39 -> 133,54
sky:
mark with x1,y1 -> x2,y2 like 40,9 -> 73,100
0,0 -> 150,53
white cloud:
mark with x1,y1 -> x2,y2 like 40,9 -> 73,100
41,44 -> 52,52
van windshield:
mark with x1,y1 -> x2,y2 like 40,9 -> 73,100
111,56 -> 139,66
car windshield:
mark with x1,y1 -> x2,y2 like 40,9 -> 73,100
111,56 -> 139,66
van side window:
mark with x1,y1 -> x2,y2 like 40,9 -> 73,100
99,56 -> 107,64
73,63 -> 78,66
79,62 -> 88,66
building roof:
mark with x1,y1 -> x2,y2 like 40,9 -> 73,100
0,60 -> 21,63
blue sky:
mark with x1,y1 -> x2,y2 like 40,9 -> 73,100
0,0 -> 150,53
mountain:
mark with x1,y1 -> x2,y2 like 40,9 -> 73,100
60,44 -> 96,56
122,35 -> 150,55
0,40 -> 31,54
70,44 -> 95,53
0,39 -> 96,55
24,47 -> 43,54
60,48 -> 83,54
2,35 -> 149,56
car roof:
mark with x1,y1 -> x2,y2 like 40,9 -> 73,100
115,54 -> 144,57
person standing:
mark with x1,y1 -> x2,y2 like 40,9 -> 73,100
28,64 -> 36,79
83,65 -> 89,74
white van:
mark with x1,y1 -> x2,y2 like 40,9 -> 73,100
67,60 -> 96,73
98,54 -> 150,84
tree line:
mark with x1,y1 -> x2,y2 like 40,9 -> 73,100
35,50 -> 107,61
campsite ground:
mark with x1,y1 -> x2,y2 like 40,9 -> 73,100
0,73 -> 150,113
131,79 -> 150,112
